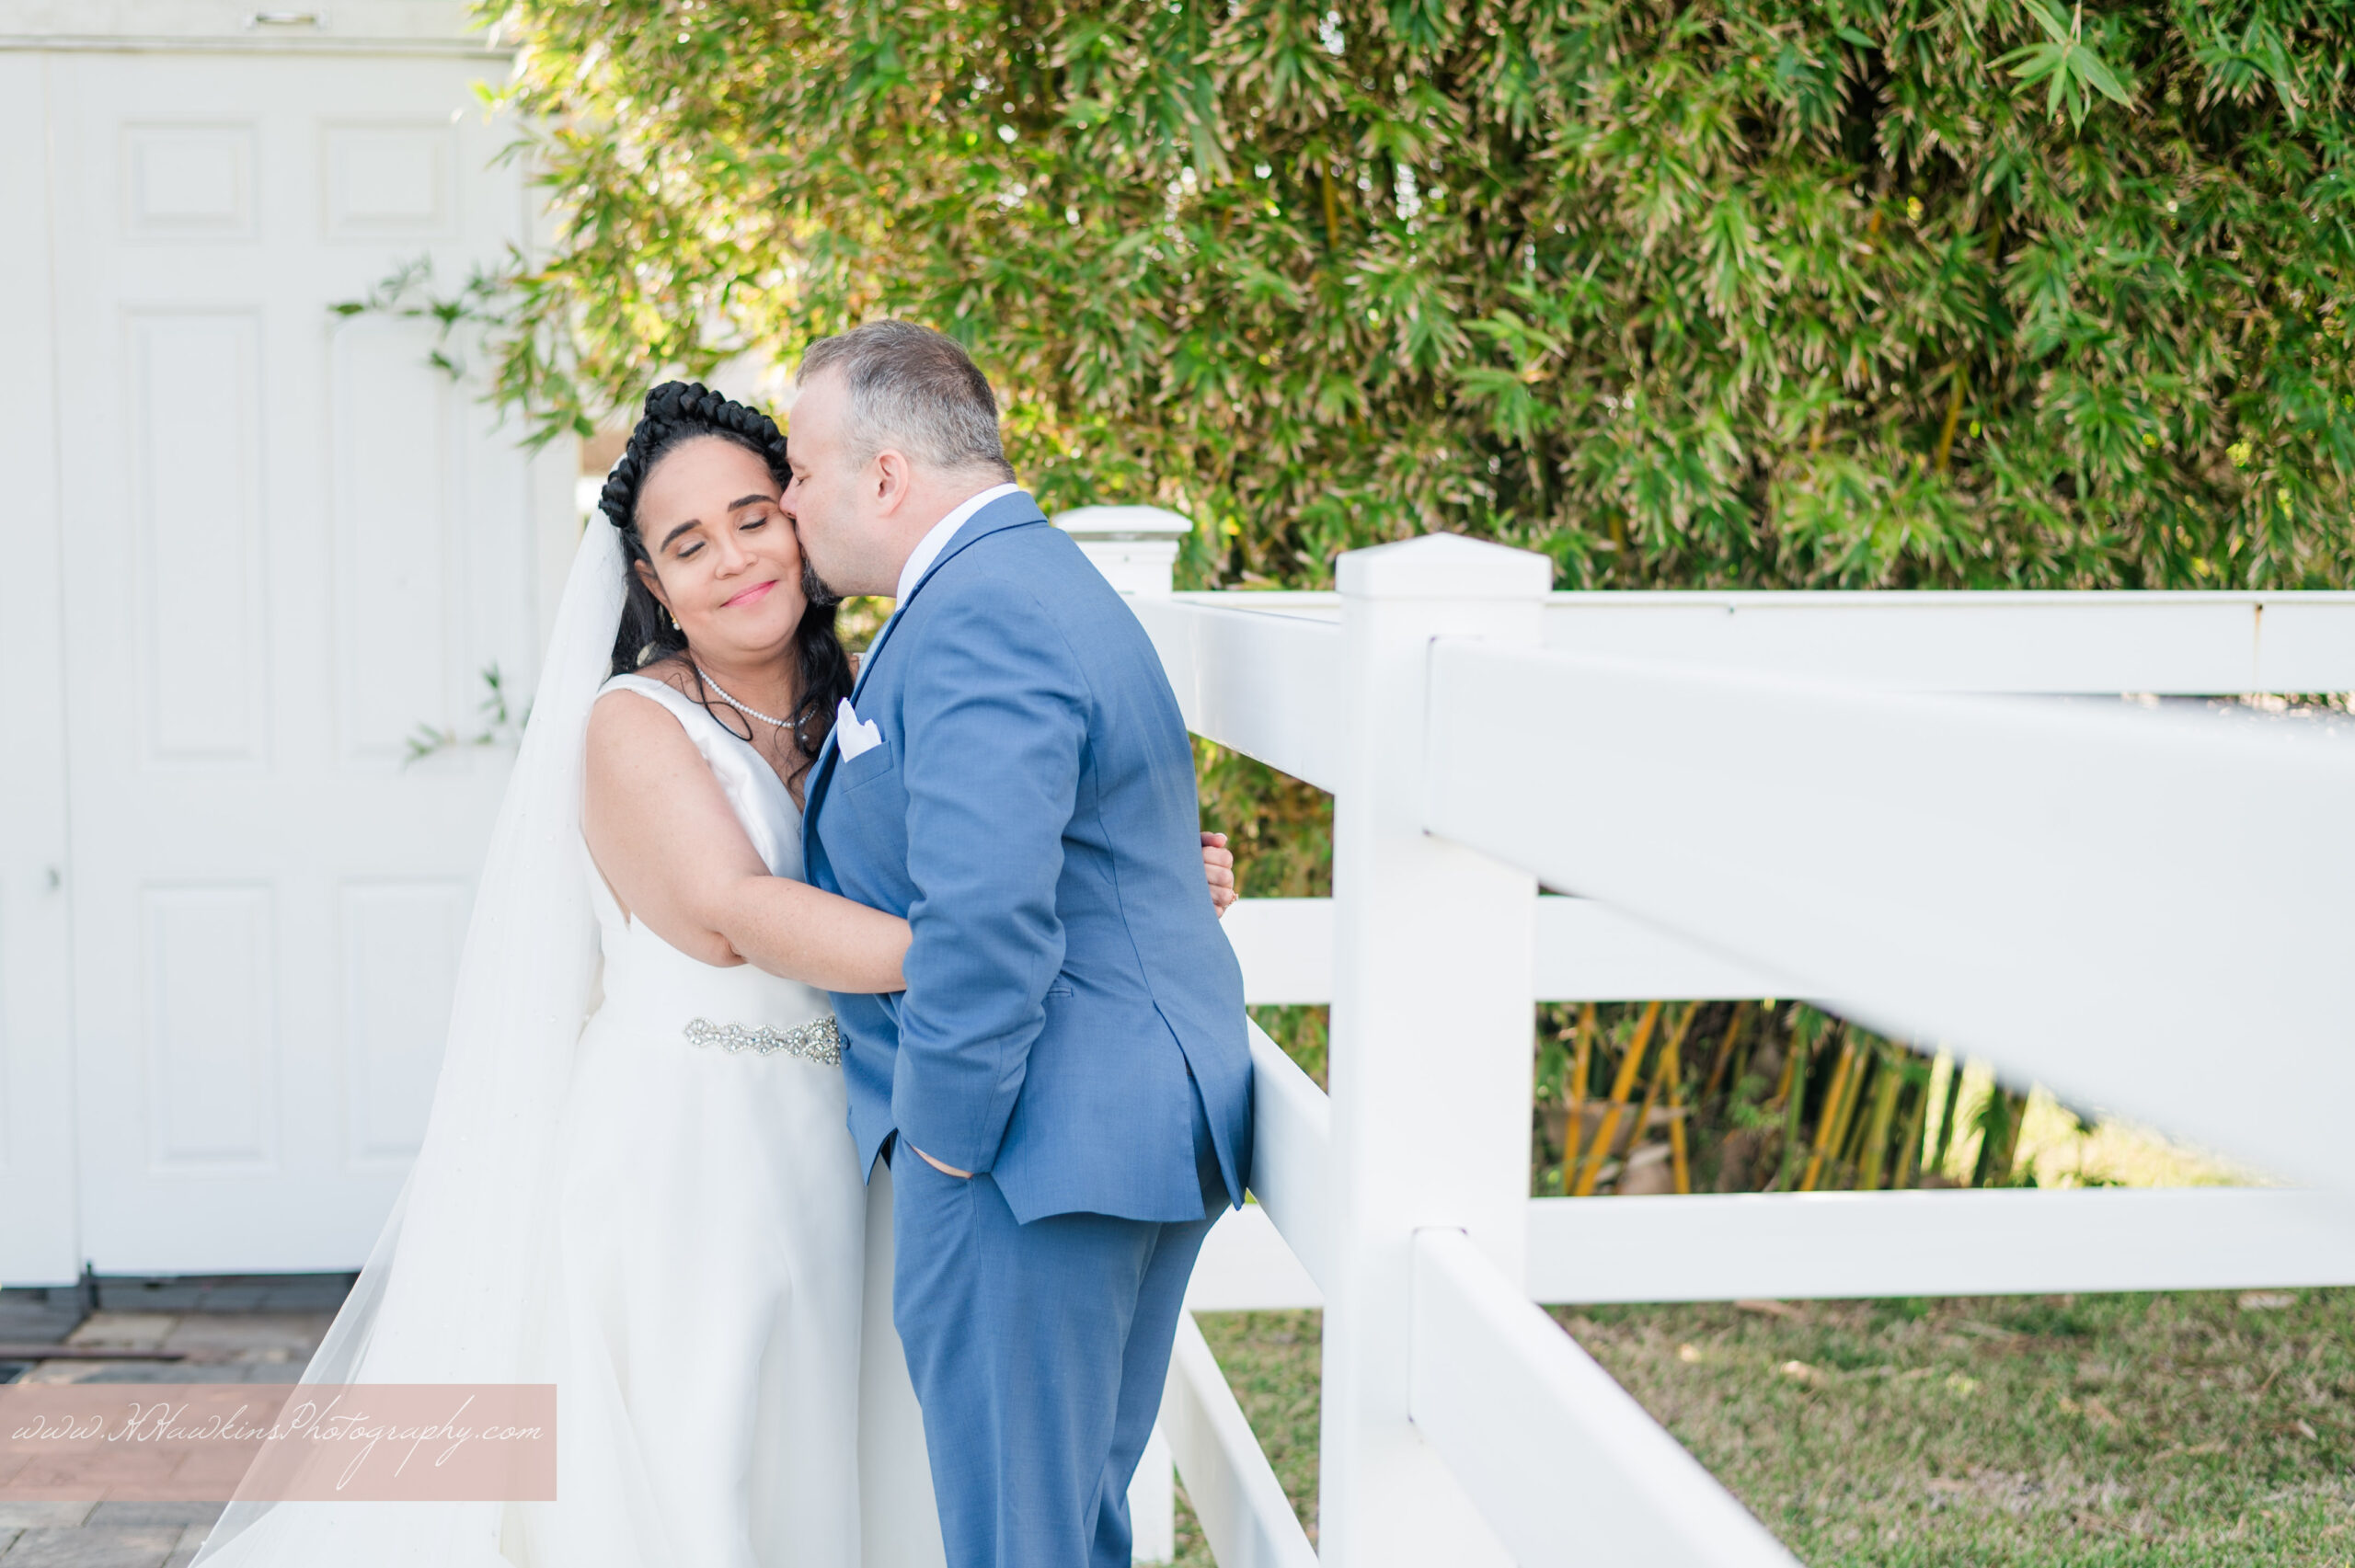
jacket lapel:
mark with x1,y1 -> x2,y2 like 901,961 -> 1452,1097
846,490 -> 1047,707
808,490 -> 1047,852
801,727 -> 840,867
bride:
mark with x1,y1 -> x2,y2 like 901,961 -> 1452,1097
190,382 -> 1236,1567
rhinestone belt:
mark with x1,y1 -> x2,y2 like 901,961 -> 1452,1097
684,1014 -> 844,1066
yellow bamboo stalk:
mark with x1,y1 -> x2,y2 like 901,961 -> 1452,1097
1622,1002 -> 1697,1163
1798,1030 -> 1859,1194
1824,1046 -> 1875,1182
1933,358 -> 1970,473
1770,1023 -> 1799,1109
1701,1000 -> 1752,1100
1891,1067 -> 1931,1190
1988,1088 -> 2029,1185
1836,1055 -> 1878,1168
1855,1049 -> 1905,1190
1573,1001 -> 1661,1197
1663,1013 -> 1694,1196
1560,1003 -> 1596,1197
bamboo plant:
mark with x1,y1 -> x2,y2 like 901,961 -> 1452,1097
1534,1000 -> 2047,1197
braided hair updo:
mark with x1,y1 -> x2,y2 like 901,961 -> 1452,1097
596,381 -> 852,786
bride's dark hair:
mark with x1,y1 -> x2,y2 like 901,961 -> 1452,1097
595,381 -> 852,785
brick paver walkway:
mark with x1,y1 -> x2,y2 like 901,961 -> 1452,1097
0,1277 -> 353,1568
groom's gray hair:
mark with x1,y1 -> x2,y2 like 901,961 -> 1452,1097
796,321 -> 1016,481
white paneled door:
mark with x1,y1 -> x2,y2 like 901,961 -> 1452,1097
0,51 -> 79,1286
33,42 -> 567,1276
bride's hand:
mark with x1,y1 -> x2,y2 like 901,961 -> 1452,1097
1200,831 -> 1236,917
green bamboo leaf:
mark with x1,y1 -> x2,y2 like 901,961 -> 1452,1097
2070,39 -> 2133,107
1994,40 -> 2062,86
2019,0 -> 2074,47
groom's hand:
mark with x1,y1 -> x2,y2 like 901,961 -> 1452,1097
910,1143 -> 975,1180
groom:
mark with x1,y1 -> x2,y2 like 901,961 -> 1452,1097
787,320 -> 1253,1568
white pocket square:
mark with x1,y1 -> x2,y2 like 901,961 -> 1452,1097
835,697 -> 883,761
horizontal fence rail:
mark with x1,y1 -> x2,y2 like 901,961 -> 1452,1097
1539,590 -> 2355,694
1240,1020 -> 1334,1294
1133,598 -> 1343,790
1170,589 -> 2355,693
1222,895 -> 1796,1005
1186,1188 -> 2355,1311
1162,1311 -> 1321,1568
1524,1187 -> 2355,1303
1423,640 -> 2355,1198
1409,1229 -> 1801,1568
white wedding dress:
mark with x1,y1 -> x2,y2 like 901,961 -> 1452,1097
512,672 -> 938,1567
192,525 -> 942,1568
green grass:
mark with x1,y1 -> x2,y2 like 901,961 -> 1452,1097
1170,1309 -> 1324,1563
1168,1291 -> 2355,1566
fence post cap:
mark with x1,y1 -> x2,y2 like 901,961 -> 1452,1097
1051,505 -> 1195,541
1338,532 -> 1553,600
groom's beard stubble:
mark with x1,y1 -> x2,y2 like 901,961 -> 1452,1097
802,556 -> 844,608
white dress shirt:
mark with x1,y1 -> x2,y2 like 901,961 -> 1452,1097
893,483 -> 1022,604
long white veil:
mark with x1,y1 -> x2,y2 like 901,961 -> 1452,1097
192,520 -> 626,1565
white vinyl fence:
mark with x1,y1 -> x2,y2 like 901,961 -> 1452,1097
1051,512 -> 2355,1568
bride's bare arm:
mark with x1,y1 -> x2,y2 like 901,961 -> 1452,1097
582,690 -> 909,991
586,691 -> 1241,992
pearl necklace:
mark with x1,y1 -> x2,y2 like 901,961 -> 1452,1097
693,663 -> 800,733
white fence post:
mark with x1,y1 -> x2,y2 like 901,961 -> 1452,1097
1053,504 -> 1192,597
1320,534 -> 1551,1567
1056,500 -> 1186,1563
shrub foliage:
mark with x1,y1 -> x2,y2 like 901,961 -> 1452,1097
485,0 -> 2355,590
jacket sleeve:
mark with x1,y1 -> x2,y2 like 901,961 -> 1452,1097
890,578 -> 1088,1172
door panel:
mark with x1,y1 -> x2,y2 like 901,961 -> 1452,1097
0,52 -> 79,1285
144,884 -> 277,1170
50,49 -> 559,1273
339,878 -> 468,1170
132,308 -> 270,763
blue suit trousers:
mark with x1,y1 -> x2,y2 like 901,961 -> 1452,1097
890,1085 -> 1227,1568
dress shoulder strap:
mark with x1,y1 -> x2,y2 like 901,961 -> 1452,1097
594,671 -> 798,872
597,672 -> 743,743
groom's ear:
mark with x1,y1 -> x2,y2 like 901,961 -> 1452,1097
870,448 -> 913,513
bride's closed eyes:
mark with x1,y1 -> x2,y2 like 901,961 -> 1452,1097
668,498 -> 780,561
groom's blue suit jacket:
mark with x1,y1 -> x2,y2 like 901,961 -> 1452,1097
803,491 -> 1252,1225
